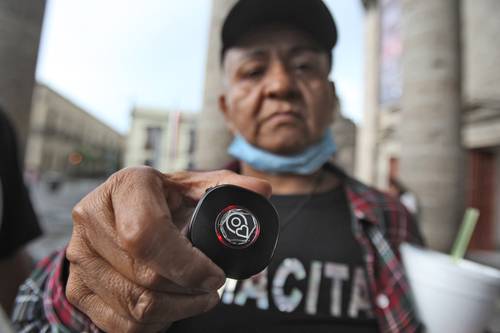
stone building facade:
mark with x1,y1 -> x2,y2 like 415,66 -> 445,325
125,108 -> 197,173
25,83 -> 124,178
331,111 -> 357,175
0,0 -> 46,157
194,0 -> 237,170
357,0 -> 500,250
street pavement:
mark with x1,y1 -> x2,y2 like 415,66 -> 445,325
27,178 -> 105,261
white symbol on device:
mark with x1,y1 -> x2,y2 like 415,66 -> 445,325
216,206 -> 260,248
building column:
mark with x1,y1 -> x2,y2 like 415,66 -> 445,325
355,1 -> 380,185
0,0 -> 46,159
400,0 -> 464,250
194,0 -> 237,170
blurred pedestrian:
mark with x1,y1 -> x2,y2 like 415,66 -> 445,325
389,177 -> 419,217
0,107 -> 42,315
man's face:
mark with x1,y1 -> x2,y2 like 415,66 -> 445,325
220,25 -> 336,155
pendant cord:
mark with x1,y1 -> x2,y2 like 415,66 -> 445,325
279,170 -> 325,232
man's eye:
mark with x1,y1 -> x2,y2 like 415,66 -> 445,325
243,67 -> 265,79
294,62 -> 314,72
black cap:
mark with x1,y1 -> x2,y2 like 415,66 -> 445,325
221,0 -> 337,60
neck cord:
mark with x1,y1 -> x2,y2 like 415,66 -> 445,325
278,170 -> 325,232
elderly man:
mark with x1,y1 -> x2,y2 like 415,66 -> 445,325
13,0 -> 423,332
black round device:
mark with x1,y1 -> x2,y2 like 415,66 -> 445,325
188,184 -> 280,280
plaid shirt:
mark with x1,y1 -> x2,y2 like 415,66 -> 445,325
12,164 -> 424,333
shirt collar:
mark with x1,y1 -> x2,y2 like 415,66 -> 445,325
322,163 -> 381,226
344,186 -> 380,225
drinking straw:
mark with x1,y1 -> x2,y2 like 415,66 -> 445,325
450,208 -> 480,262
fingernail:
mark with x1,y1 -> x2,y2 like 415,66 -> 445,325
202,275 -> 225,291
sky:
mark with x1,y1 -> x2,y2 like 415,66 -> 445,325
36,0 -> 364,134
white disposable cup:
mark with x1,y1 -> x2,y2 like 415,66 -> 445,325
400,243 -> 500,333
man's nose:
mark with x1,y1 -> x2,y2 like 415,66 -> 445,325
263,62 -> 299,100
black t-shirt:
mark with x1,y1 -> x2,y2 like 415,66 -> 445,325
170,185 -> 379,332
0,109 -> 41,259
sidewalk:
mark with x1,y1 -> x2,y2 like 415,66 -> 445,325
27,178 -> 104,261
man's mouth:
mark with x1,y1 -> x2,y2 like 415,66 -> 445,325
261,111 -> 304,125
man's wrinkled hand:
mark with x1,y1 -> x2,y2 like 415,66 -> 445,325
65,166 -> 271,333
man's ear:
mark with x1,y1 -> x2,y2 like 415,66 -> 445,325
330,80 -> 337,96
329,81 -> 338,123
218,94 -> 237,134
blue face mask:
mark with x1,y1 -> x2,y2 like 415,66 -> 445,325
228,130 -> 337,175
